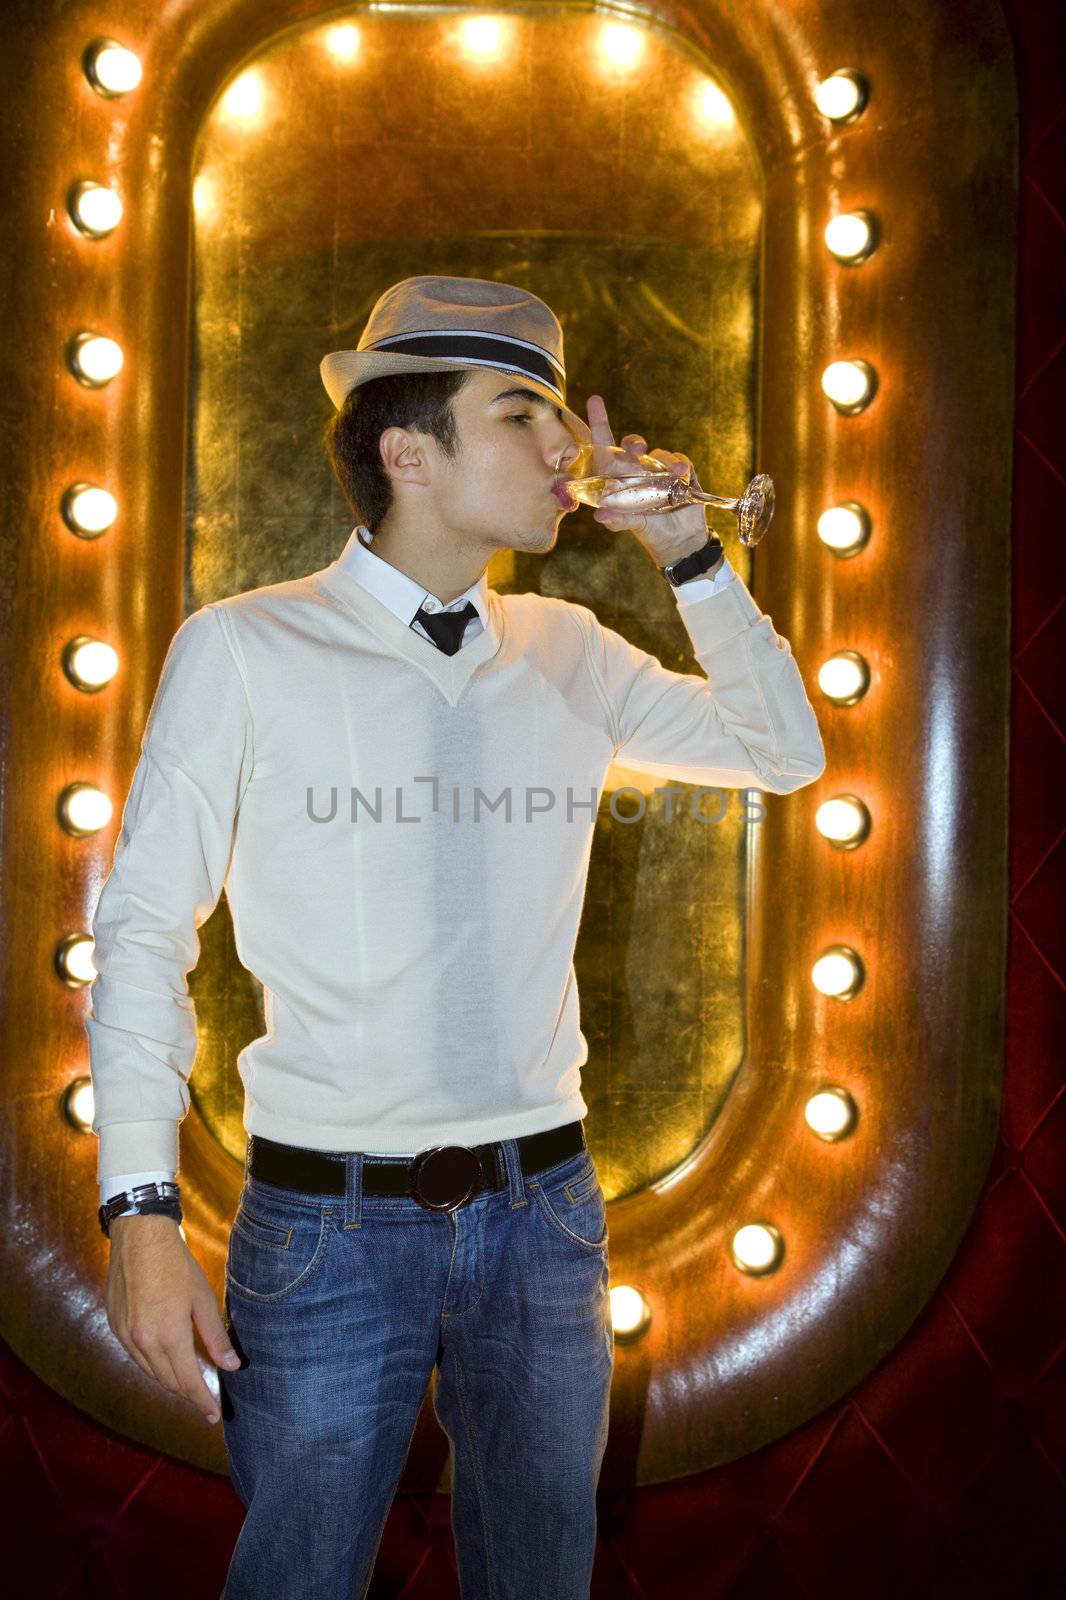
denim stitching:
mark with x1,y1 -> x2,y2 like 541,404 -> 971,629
530,1179 -> 608,1251
225,1210 -> 333,1303
452,1346 -> 499,1599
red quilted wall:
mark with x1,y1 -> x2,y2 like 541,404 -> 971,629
3,2 -> 1063,1594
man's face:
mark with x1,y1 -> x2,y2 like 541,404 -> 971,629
403,366 -> 586,553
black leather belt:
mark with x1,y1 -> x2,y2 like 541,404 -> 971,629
247,1120 -> 586,1214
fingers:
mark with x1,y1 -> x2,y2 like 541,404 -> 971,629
169,1336 -> 224,1423
123,1318 -> 224,1423
647,448 -> 691,477
585,395 -> 618,473
191,1288 -> 242,1373
585,394 -> 615,450
121,1338 -> 158,1383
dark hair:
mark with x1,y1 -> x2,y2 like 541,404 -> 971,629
322,368 -> 475,532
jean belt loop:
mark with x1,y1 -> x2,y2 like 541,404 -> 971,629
500,1137 -> 526,1208
344,1150 -> 364,1230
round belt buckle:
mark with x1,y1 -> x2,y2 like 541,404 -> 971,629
409,1145 -> 483,1212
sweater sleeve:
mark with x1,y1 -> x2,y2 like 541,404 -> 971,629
580,572 -> 826,793
86,603 -> 255,1181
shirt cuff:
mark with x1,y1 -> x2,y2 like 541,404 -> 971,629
671,553 -> 738,605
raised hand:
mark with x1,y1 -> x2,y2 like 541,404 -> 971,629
584,394 -> 710,563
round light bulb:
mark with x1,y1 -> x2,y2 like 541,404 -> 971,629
59,782 -> 113,836
64,1075 -> 96,1132
697,81 -> 734,127
805,1087 -> 858,1140
821,359 -> 877,413
817,651 -> 870,705
68,181 -> 123,239
220,70 -> 264,123
84,40 -> 143,97
460,17 -> 504,57
817,503 -> 870,556
814,71 -> 867,123
69,332 -> 123,386
815,795 -> 871,848
64,636 -> 119,691
824,211 -> 875,263
324,24 -> 360,60
600,23 -> 644,68
62,484 -> 118,537
731,1223 -> 784,1275
56,933 -> 97,987
609,1284 -> 651,1342
811,944 -> 864,999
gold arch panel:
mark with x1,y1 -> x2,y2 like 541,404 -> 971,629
0,0 -> 1015,1487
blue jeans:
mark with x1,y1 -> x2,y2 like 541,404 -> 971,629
218,1131 -> 613,1599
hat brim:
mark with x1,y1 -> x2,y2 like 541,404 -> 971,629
319,349 -> 593,447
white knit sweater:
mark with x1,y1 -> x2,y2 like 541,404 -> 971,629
90,525 -> 825,1203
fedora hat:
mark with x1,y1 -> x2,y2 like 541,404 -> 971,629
319,275 -> 594,448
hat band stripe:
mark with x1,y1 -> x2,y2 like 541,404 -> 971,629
363,330 -> 564,396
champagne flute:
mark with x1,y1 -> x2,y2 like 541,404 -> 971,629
562,453 -> 775,547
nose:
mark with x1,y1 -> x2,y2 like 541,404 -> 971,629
550,421 -> 584,472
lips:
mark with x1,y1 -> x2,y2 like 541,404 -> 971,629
551,481 -> 577,509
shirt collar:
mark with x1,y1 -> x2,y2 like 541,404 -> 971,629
335,524 -> 491,629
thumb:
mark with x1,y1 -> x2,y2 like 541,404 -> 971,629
191,1284 -> 241,1369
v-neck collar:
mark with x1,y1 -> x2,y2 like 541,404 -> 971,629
313,559 -> 505,706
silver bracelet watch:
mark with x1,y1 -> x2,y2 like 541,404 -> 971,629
98,1180 -> 183,1237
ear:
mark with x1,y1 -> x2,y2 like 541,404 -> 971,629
379,425 -> 429,484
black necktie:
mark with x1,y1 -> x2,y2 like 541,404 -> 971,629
412,601 -> 478,656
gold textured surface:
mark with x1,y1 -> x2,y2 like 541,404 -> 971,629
0,0 -> 1015,1484
187,9 -> 760,1197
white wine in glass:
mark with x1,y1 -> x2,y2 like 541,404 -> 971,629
562,457 -> 774,547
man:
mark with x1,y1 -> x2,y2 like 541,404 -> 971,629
89,275 -> 826,1598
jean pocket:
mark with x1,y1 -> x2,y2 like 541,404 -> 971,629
531,1159 -> 608,1252
226,1195 -> 333,1303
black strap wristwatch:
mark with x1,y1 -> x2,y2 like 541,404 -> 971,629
661,535 -> 724,587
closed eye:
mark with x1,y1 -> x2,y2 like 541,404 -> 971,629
507,413 -> 533,425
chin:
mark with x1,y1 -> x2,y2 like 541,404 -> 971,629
510,520 -> 559,552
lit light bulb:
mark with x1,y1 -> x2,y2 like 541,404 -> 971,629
824,211 -> 875,263
85,39 -> 143,97
192,175 -> 218,221
609,1284 -> 651,1342
599,22 -> 644,69
817,503 -> 870,556
64,1075 -> 96,1132
696,80 -> 734,127
817,651 -> 870,705
460,17 -> 504,58
731,1222 -> 784,1275
220,70 -> 264,123
804,1087 -> 858,1140
56,933 -> 97,987
62,484 -> 118,537
324,24 -> 360,60
811,944 -> 864,999
69,333 -> 123,387
68,181 -> 123,239
59,782 -> 113,837
821,359 -> 877,413
64,636 -> 119,691
815,795 -> 871,848
814,70 -> 867,123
